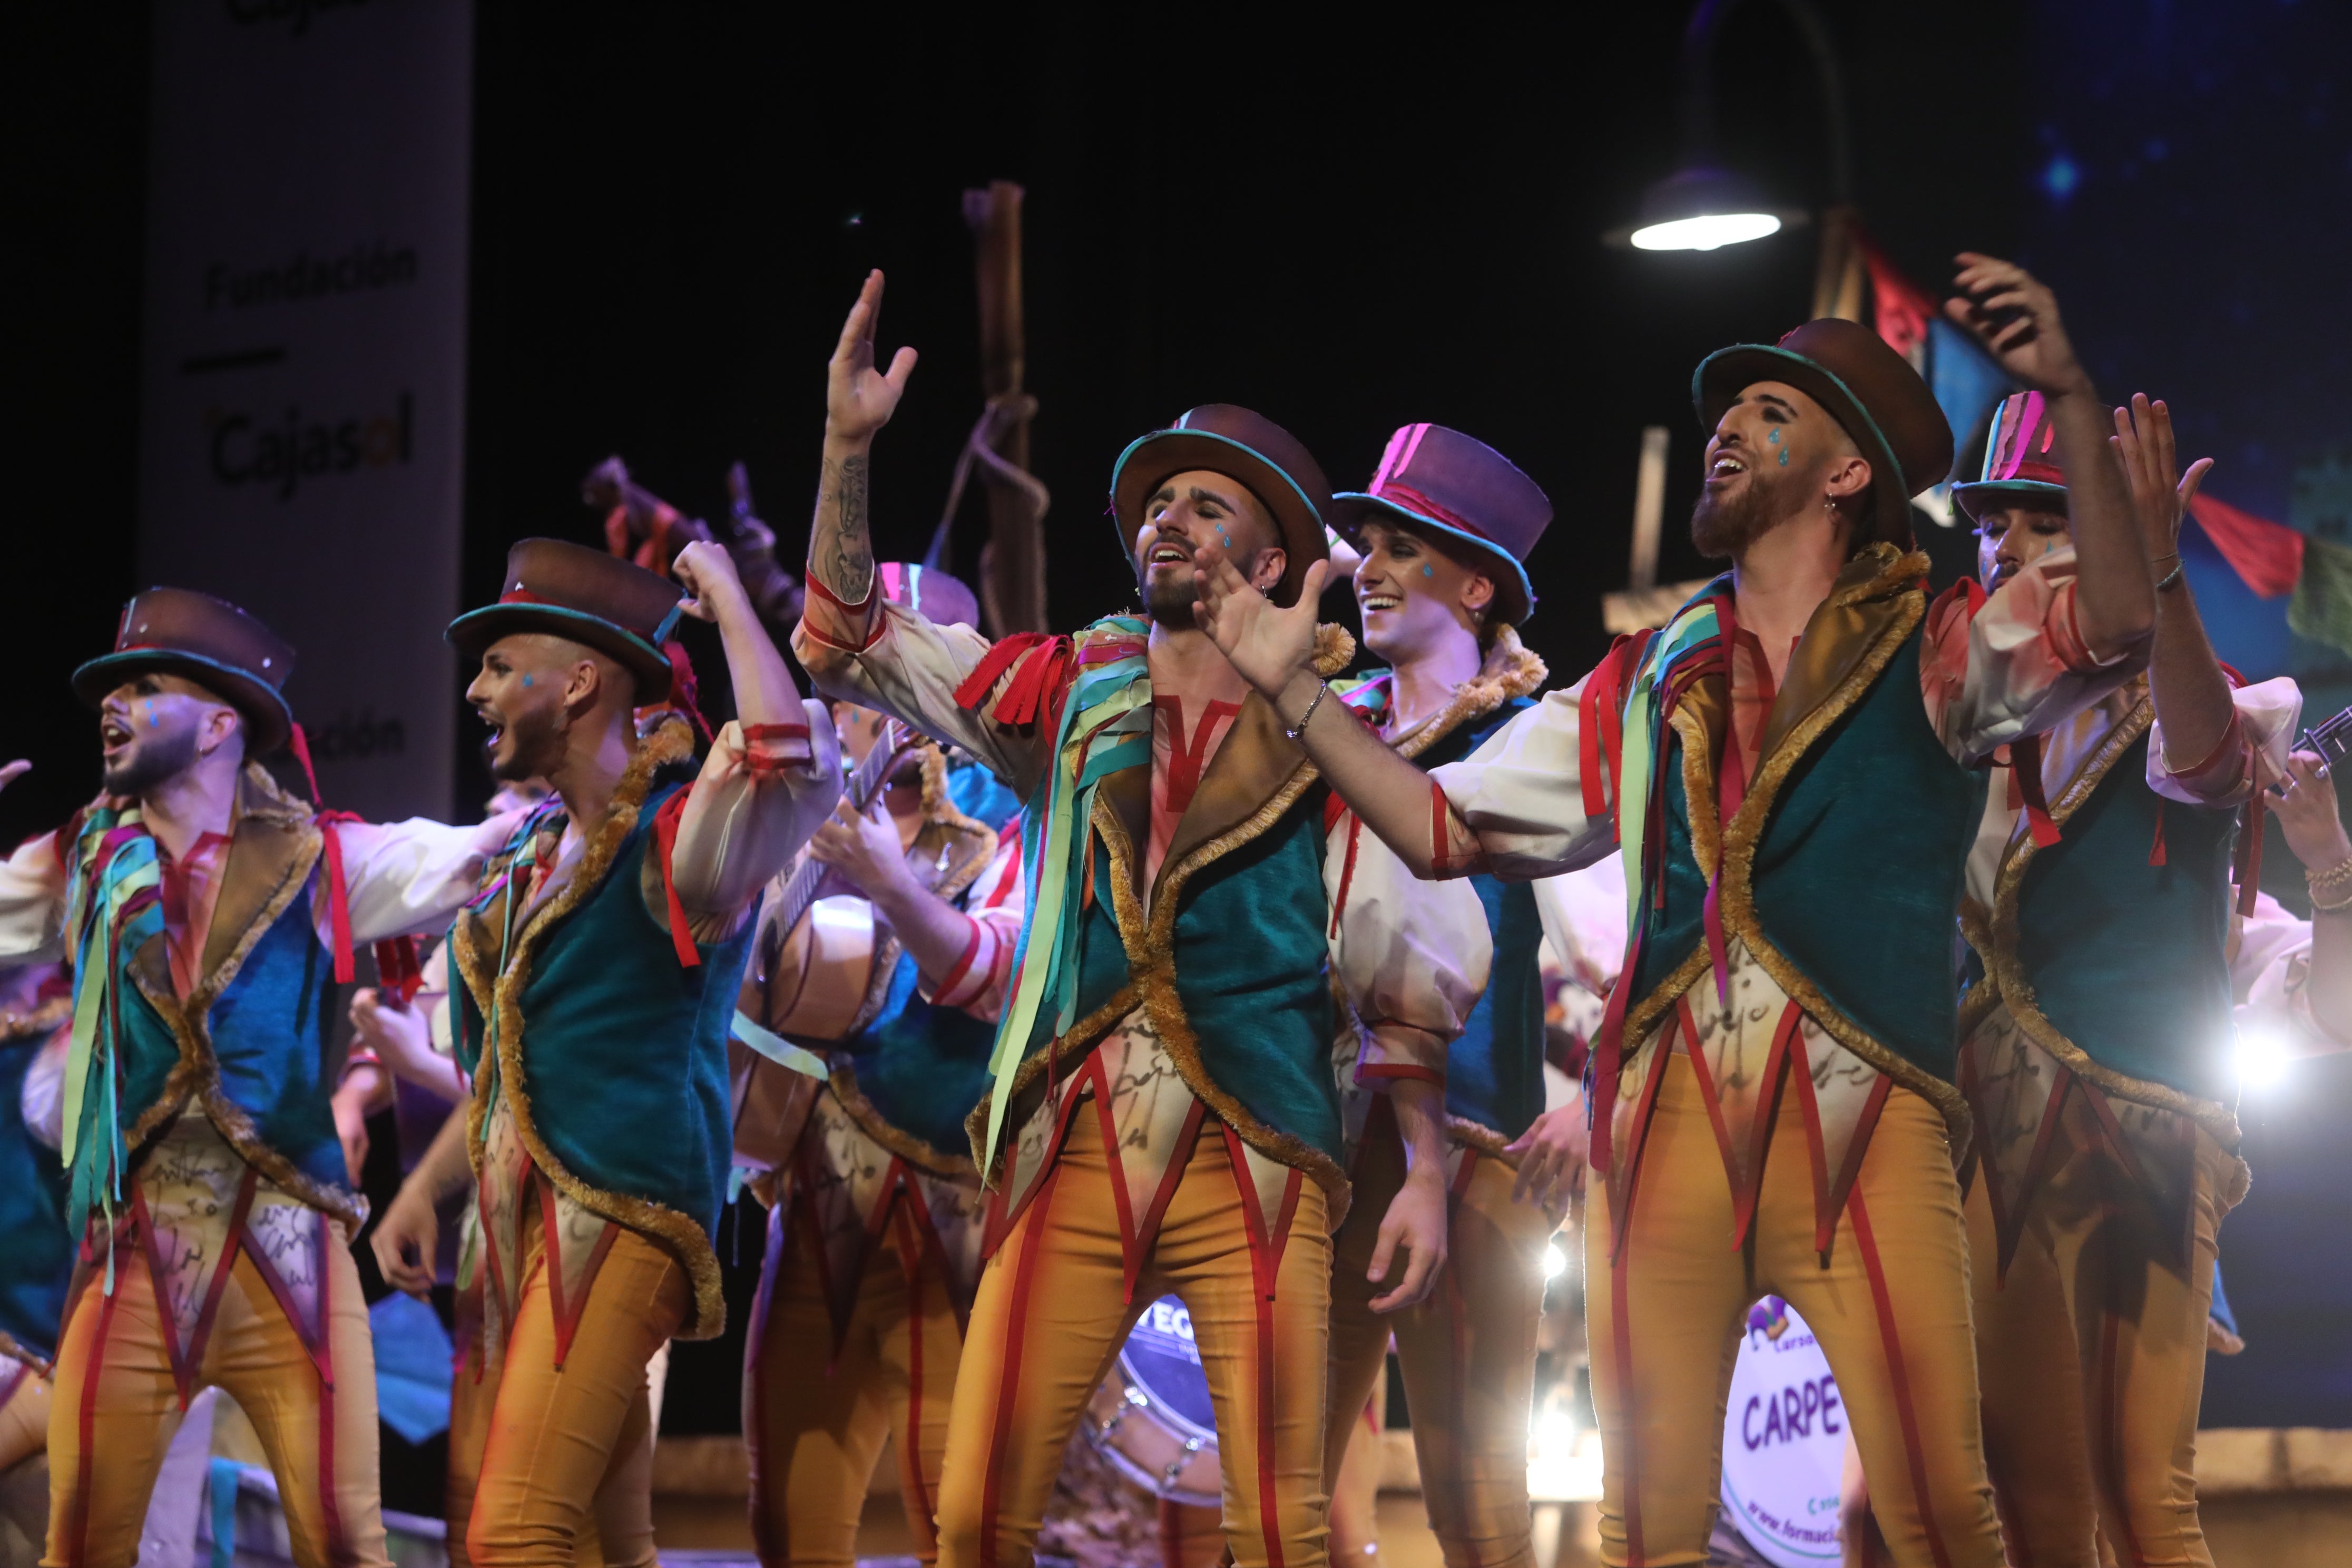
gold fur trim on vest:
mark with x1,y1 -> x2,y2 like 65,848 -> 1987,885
1384,626 -> 1549,763
1616,546 -> 1972,1141
123,763 -> 365,1228
453,718 -> 732,1339
829,1065 -> 981,1182
964,624 -> 1360,1209
1971,687 -> 2243,1146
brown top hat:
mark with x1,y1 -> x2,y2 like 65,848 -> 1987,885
876,562 -> 981,630
72,588 -> 297,754
1693,318 -> 1954,546
448,538 -> 687,700
1109,405 -> 1331,606
1327,424 -> 1552,625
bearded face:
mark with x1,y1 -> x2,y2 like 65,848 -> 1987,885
1690,380 -> 1865,560
1131,469 -> 1283,626
97,677 -> 235,798
1689,450 -> 1808,558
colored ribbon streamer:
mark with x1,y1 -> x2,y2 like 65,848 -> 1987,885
970,620 -> 1153,1177
731,1008 -> 830,1081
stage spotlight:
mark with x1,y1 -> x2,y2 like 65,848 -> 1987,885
1542,1242 -> 1569,1280
1607,165 -> 1797,252
2237,1023 -> 2291,1090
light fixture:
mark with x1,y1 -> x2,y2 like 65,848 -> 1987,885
1610,164 -> 1800,252
1606,0 -> 1851,258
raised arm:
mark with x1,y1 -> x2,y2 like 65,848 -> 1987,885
2112,395 -> 2241,781
1193,549 -> 1612,879
804,269 -> 917,649
1948,254 -> 2153,662
0,763 -> 69,966
667,539 -> 842,916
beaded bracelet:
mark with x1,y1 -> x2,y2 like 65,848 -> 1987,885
2308,852 -> 2352,895
1286,681 -> 1329,741
2312,877 -> 2352,913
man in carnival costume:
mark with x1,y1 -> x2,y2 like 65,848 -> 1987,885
1949,390 -> 2300,1567
1317,423 -> 1597,1568
370,538 -> 840,1568
0,590 -> 530,1568
1195,257 -> 2161,1567
793,272 -> 1492,1568
738,562 -> 1027,1568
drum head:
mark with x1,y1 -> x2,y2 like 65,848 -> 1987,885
1719,1298 -> 1846,1568
1119,1297 -> 1218,1442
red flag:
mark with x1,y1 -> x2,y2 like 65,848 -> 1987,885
1856,232 -> 1937,358
2187,493 -> 2304,599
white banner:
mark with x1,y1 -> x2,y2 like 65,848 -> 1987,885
138,0 -> 474,823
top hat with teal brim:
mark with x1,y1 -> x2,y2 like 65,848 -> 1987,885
448,538 -> 687,701
1109,405 -> 1331,607
1693,317 -> 1954,547
1327,424 -> 1551,626
1951,391 -> 2071,523
72,587 -> 297,754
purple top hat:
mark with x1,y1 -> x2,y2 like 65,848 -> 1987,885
1327,424 -> 1551,625
1951,391 -> 2071,523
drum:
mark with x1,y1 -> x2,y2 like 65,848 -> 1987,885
1718,1297 -> 1846,1568
1082,1295 -> 1222,1507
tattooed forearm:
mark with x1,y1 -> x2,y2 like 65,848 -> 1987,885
812,452 -> 875,602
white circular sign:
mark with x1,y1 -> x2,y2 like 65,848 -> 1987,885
1720,1298 -> 1846,1567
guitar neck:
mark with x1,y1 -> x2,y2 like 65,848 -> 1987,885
2306,702 -> 2352,766
770,724 -> 910,935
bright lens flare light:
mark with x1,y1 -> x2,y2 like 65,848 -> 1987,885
1542,1243 -> 1569,1281
2237,1024 -> 2291,1090
1629,211 -> 1782,251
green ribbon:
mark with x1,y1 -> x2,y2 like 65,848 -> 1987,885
977,619 -> 1153,1175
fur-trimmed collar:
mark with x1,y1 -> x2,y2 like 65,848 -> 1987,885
1356,624 -> 1549,762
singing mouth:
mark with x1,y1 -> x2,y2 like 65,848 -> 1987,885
1149,543 -> 1192,566
1359,593 -> 1402,613
1710,454 -> 1748,480
100,716 -> 132,753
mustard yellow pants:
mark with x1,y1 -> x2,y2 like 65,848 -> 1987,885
43,1224 -> 388,1568
446,1316 -> 658,1568
1327,1124 -> 1553,1568
744,1197 -> 964,1568
1588,1053 -> 2004,1568
462,1212 -> 685,1568
1966,1108 -> 2237,1568
933,1109 -> 1332,1568
0,1365 -> 50,1474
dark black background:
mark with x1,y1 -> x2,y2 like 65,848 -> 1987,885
9,0 -> 2351,1452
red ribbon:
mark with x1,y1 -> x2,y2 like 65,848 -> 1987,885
651,788 -> 701,968
1371,478 -> 1494,543
289,723 -> 358,984
2007,734 -> 2063,848
373,937 -> 425,1004
663,642 -> 714,743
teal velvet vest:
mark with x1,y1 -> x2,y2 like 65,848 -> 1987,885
1006,787 -> 1342,1176
453,771 -> 753,1260
840,954 -> 1000,1159
113,884 -> 345,1207
1998,725 -> 2239,1108
1629,621 -> 1986,1087
0,1035 -> 72,1363
1415,699 -> 1547,1140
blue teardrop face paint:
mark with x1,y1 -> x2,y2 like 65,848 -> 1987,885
1422,563 -> 1435,577
144,700 -> 157,728
521,674 -> 533,688
1779,449 -> 1789,466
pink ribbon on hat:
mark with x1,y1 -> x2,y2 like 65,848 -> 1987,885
1365,423 -> 1498,544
